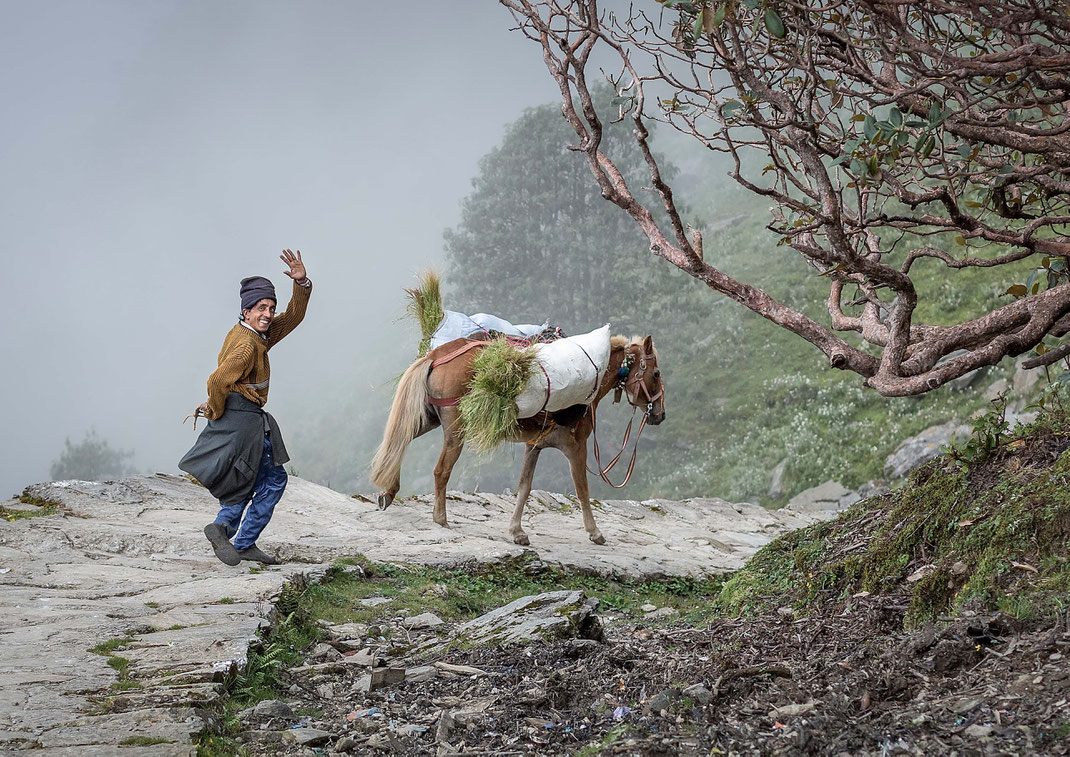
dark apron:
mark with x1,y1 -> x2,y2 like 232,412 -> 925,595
178,393 -> 289,506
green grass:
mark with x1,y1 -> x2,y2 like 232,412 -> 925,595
17,492 -> 63,508
198,573 -> 329,756
89,636 -> 139,689
106,656 -> 131,675
604,205 -> 1034,505
459,338 -> 538,451
215,597 -> 235,605
405,269 -> 445,357
120,736 -> 170,746
716,403 -> 1070,626
300,554 -> 724,629
576,723 -> 631,757
199,556 -> 725,755
110,679 -> 142,692
90,637 -> 133,655
2,493 -> 62,521
197,732 -> 249,757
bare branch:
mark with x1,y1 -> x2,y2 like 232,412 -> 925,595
502,0 -> 1070,395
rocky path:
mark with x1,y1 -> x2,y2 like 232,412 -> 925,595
0,474 -> 840,754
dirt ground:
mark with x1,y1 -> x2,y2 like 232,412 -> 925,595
235,595 -> 1070,756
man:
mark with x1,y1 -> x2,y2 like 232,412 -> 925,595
179,249 -> 311,566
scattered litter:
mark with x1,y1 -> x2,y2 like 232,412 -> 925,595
346,708 -> 380,721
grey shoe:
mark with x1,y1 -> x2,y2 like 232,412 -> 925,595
237,545 -> 280,565
204,523 -> 240,566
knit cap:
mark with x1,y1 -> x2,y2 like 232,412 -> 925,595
239,276 -> 276,311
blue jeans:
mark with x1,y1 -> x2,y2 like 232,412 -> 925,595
215,435 -> 287,551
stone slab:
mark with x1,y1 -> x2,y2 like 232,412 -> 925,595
0,473 -> 843,752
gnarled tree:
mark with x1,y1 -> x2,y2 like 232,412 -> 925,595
500,0 -> 1070,395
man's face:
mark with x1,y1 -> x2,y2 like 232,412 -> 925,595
243,298 -> 276,333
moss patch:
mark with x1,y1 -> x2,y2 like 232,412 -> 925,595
2,492 -> 63,521
90,637 -> 134,655
718,413 -> 1070,627
197,572 -> 329,757
90,636 -> 139,690
120,736 -> 170,746
301,554 -> 723,630
109,679 -> 142,692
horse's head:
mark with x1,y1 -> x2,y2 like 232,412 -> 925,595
619,335 -> 665,425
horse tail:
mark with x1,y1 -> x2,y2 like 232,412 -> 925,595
370,354 -> 433,491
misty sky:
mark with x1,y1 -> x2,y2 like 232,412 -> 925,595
0,1 -> 563,496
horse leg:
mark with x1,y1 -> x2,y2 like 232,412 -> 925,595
565,436 -> 605,545
378,408 -> 440,510
509,445 -> 542,546
432,411 -> 464,527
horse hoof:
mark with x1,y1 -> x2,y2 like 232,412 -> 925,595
434,519 -> 449,528
589,532 -> 606,545
377,493 -> 394,511
512,533 -> 530,546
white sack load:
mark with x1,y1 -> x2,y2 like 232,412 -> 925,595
516,324 -> 611,418
430,310 -> 546,350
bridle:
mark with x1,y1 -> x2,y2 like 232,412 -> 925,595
614,347 -> 664,414
589,343 -> 664,488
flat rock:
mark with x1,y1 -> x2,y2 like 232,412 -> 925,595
406,665 -> 438,682
434,662 -> 488,676
335,735 -> 360,752
884,422 -> 971,479
343,648 -> 377,667
400,612 -> 445,629
769,701 -> 816,718
283,726 -> 333,746
0,472 -> 842,752
329,622 -> 370,638
785,480 -> 851,513
1013,359 -> 1041,394
683,683 -> 713,705
645,607 -> 679,620
250,699 -> 294,721
456,590 -> 602,645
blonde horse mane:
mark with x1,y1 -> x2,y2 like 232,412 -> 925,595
611,334 -> 658,359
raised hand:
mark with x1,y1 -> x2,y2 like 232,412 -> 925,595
281,249 -> 307,282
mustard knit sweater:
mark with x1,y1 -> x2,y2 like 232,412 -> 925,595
204,280 -> 312,420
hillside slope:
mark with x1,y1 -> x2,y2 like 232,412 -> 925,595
721,401 -> 1070,626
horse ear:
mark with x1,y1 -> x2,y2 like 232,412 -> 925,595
643,335 -> 653,352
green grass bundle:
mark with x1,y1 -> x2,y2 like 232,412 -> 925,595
460,339 -> 537,451
404,270 -> 444,356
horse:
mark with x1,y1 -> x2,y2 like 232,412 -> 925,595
369,334 -> 666,545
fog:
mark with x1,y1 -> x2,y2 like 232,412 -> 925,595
0,1 -> 561,497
